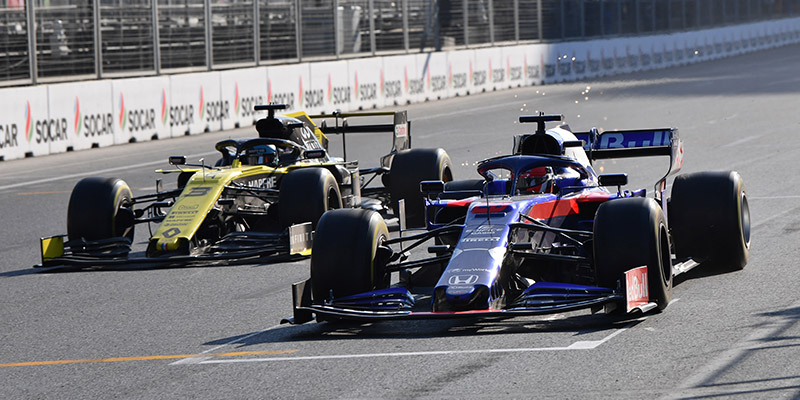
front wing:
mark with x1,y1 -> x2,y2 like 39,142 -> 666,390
281,278 -> 659,325
35,223 -> 313,270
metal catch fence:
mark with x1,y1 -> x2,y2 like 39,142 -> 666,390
1,0 -> 798,86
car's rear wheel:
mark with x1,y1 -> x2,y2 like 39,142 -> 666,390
310,209 -> 390,302
594,197 -> 672,311
388,148 -> 453,228
670,171 -> 750,271
67,177 -> 135,242
279,168 -> 342,228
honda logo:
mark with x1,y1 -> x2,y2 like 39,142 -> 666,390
448,274 -> 479,285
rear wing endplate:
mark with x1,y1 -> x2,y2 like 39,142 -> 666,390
309,111 -> 410,168
574,127 -> 684,193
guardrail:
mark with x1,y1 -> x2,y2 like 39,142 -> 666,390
1,0 -> 799,86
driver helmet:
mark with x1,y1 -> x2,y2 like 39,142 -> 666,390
517,166 -> 555,194
243,144 -> 278,166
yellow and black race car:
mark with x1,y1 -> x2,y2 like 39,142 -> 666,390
37,104 -> 453,269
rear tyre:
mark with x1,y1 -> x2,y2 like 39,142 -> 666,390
67,177 -> 135,242
594,197 -> 672,311
389,148 -> 453,228
310,209 -> 390,301
279,168 -> 342,228
670,171 -> 750,271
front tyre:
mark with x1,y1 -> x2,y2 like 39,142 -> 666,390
670,171 -> 750,271
310,209 -> 390,301
594,197 -> 672,311
67,177 -> 135,242
388,148 -> 453,228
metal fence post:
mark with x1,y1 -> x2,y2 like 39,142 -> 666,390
514,0 -> 519,42
679,0 -> 684,29
463,0 -> 469,46
652,0 -> 656,31
93,0 -> 102,78
296,0 -> 303,61
205,0 -> 213,69
153,0 -> 161,74
333,0 -> 340,58
695,0 -> 700,27
254,0 -> 260,64
26,0 -> 37,84
745,0 -> 750,22
402,0 -> 409,52
368,0 -> 376,55
600,0 -> 605,35
488,0 -> 495,44
537,0 -> 543,40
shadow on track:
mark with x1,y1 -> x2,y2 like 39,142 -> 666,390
205,311 -> 647,349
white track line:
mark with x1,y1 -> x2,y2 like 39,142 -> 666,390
0,151 -> 217,192
722,135 -> 760,148
170,324 -> 284,365
174,320 -> 642,366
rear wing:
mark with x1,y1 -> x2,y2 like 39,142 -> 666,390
308,111 -> 410,169
574,127 -> 684,193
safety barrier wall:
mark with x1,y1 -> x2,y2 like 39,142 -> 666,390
1,17 -> 799,161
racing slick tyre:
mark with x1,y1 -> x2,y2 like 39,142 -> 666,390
67,177 -> 135,242
279,168 -> 342,229
310,209 -> 390,301
388,148 -> 453,228
594,197 -> 672,311
670,171 -> 750,271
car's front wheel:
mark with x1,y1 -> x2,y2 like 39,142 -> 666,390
594,197 -> 672,311
67,177 -> 135,242
310,209 -> 390,302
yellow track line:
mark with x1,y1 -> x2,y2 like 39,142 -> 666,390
0,349 -> 297,368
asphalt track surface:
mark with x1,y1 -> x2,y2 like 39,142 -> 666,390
2,44 -> 799,399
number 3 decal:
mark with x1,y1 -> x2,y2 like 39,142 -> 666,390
185,187 -> 211,197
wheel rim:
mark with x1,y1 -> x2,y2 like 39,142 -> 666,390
659,224 -> 672,287
327,188 -> 342,210
740,191 -> 751,248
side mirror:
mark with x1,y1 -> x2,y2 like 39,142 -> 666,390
304,149 -> 326,159
598,173 -> 628,187
287,122 -> 305,130
563,140 -> 585,148
169,155 -> 186,166
420,180 -> 445,198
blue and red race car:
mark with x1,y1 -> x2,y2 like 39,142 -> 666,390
284,113 -> 750,324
